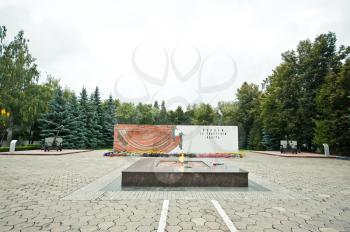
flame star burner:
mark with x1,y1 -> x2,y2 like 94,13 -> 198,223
121,158 -> 248,187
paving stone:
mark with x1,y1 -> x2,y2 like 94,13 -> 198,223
205,221 -> 221,230
191,217 -> 206,226
108,225 -> 127,231
291,229 -> 312,232
0,151 -> 349,232
178,221 -> 195,229
98,221 -> 115,230
166,225 -> 182,232
136,225 -> 155,231
79,224 -> 98,231
319,228 -> 339,232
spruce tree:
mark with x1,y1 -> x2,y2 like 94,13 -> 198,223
153,101 -> 160,124
92,87 -> 104,147
159,100 -> 168,124
153,101 -> 159,109
174,106 -> 186,125
79,87 -> 89,148
65,93 -> 85,148
85,94 -> 99,149
102,95 -> 117,147
261,130 -> 275,151
38,87 -> 70,146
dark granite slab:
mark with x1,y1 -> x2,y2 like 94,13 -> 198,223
122,158 -> 248,187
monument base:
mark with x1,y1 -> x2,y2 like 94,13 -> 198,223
122,158 -> 248,187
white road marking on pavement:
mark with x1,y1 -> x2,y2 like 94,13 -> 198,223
211,199 -> 239,232
157,200 -> 169,232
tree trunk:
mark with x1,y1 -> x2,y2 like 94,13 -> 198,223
0,131 -> 6,146
29,125 -> 33,144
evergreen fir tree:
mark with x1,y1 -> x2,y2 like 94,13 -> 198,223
153,101 -> 159,109
159,100 -> 168,124
174,106 -> 186,125
153,101 -> 160,124
261,130 -> 277,151
92,87 -> 104,147
65,93 -> 85,148
85,94 -> 99,149
102,95 -> 117,147
79,87 -> 89,147
38,87 -> 70,146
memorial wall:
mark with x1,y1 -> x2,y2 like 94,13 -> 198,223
114,124 -> 239,153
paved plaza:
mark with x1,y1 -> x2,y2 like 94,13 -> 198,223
0,151 -> 349,232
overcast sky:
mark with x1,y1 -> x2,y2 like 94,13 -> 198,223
0,0 -> 349,108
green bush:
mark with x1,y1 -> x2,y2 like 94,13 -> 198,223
0,147 -> 8,152
0,144 -> 41,152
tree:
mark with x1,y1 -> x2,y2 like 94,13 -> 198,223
159,100 -> 168,124
153,101 -> 160,124
184,105 -> 195,125
314,58 -> 350,154
192,103 -> 216,125
27,76 -> 61,143
261,130 -> 276,150
135,103 -> 154,124
235,82 -> 261,148
78,87 -> 89,147
260,59 -> 298,147
260,32 -> 349,152
84,94 -> 102,149
173,106 -> 186,125
0,26 -> 40,142
116,102 -> 136,124
153,101 -> 159,109
102,95 -> 117,147
64,93 -> 85,148
38,87 -> 70,145
296,33 -> 342,149
92,87 -> 104,147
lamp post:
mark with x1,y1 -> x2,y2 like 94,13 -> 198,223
0,107 -> 11,146
1,108 -> 10,117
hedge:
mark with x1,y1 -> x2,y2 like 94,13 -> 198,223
0,144 -> 41,152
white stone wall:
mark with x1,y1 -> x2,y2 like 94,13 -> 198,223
175,125 -> 239,153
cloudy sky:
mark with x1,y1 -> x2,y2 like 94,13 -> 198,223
0,0 -> 349,108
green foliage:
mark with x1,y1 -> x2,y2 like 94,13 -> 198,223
38,87 -> 117,149
102,95 -> 117,147
135,103 -> 154,124
173,106 -> 187,125
261,130 -> 275,150
2,25 -> 350,155
235,82 -> 261,149
152,101 -> 160,124
0,26 -> 43,142
217,102 -> 239,126
116,102 -> 137,124
0,144 -> 41,152
260,32 -> 350,154
158,100 -> 168,124
38,87 -> 70,145
78,88 -> 89,147
192,103 -> 216,125
92,87 -> 104,147
64,93 -> 86,148
313,59 -> 350,154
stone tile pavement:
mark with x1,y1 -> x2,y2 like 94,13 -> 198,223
0,151 -> 349,231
